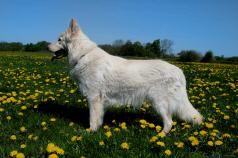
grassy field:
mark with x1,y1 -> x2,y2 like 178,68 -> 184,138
0,52 -> 237,158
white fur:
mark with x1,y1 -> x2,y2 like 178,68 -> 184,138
49,19 -> 203,133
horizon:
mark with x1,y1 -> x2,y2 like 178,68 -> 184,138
1,0 -> 238,57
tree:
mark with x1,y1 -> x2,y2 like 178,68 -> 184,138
178,50 -> 201,62
160,39 -> 174,55
201,50 -> 214,62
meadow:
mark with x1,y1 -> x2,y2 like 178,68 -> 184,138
0,52 -> 237,158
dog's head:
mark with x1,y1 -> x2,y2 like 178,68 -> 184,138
48,19 -> 80,61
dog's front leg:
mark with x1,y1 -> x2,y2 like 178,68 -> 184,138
88,96 -> 104,131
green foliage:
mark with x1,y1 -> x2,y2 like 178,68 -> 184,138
178,50 -> 202,62
0,42 -> 23,51
201,51 -> 214,62
0,41 -> 49,52
0,52 -> 237,157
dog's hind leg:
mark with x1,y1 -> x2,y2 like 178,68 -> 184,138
152,99 -> 173,134
88,96 -> 104,131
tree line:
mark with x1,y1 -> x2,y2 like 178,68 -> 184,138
0,41 -> 49,52
0,40 -> 237,63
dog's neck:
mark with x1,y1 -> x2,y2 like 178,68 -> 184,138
67,32 -> 97,68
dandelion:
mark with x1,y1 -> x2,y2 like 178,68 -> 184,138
223,115 -> 230,120
149,123 -> 155,128
71,136 -> 77,142
119,122 -> 127,130
149,136 -> 158,142
41,122 -> 47,126
156,125 -> 162,132
99,141 -> 105,146
191,139 -> 199,146
10,135 -> 17,140
120,142 -> 129,150
114,128 -> 120,132
20,126 -> 27,133
158,132 -> 166,138
16,153 -> 25,158
174,142 -> 184,148
69,122 -> 74,126
156,141 -> 165,147
215,140 -> 223,146
20,144 -> 27,149
207,141 -> 214,146
47,143 -> 56,153
222,133 -> 231,138
164,149 -> 172,156
48,154 -> 58,158
21,106 -> 27,110
105,131 -> 112,138
0,107 -> 4,112
10,150 -> 18,157
50,118 -> 56,122
6,116 -> 11,120
205,123 -> 214,129
199,130 -> 207,136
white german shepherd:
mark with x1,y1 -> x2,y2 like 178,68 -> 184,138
48,19 -> 203,133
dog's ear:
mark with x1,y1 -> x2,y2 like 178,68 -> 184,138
67,18 -> 80,36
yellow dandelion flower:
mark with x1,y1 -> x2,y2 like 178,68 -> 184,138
207,141 -> 214,146
156,125 -> 162,132
114,128 -> 120,132
71,136 -> 77,142
105,131 -> 112,138
56,148 -> 64,155
48,154 -> 58,158
139,119 -> 147,124
164,149 -> 172,156
50,118 -> 56,122
20,144 -> 26,149
99,141 -> 105,146
156,141 -> 165,147
199,130 -> 207,136
191,139 -> 199,146
149,123 -> 155,128
10,150 -> 18,157
20,126 -> 27,133
46,143 -> 56,153
21,106 -> 27,110
6,116 -> 12,120
223,115 -> 230,120
174,142 -> 184,148
28,134 -> 33,140
215,140 -> 223,146
69,122 -> 74,126
41,122 -> 47,126
158,132 -> 166,138
16,153 -> 25,158
140,124 -> 146,128
205,123 -> 214,129
0,108 -> 4,112
120,142 -> 129,150
149,136 -> 158,142
10,135 -> 17,140
222,133 -> 231,138
193,131 -> 198,136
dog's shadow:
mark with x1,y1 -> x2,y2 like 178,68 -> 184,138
37,101 -> 161,128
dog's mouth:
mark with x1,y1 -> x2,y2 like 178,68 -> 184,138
51,49 -> 68,61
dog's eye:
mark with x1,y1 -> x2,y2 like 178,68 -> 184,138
58,38 -> 62,42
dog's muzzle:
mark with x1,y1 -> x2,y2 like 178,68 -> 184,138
51,49 -> 68,61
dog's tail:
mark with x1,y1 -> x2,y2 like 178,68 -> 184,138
176,96 -> 203,125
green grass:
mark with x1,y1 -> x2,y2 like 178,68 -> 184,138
0,52 -> 237,158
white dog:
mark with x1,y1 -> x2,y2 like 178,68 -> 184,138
48,19 -> 203,133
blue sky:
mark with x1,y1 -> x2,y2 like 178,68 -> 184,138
1,0 -> 238,56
